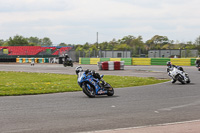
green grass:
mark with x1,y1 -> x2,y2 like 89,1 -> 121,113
0,71 -> 169,96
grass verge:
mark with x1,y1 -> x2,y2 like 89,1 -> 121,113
0,71 -> 169,96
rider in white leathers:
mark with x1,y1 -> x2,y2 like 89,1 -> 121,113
167,61 -> 184,83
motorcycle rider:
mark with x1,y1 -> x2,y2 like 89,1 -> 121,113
195,57 -> 200,67
167,61 -> 184,72
75,66 -> 106,85
166,61 -> 184,83
64,54 -> 70,62
63,54 -> 73,66
75,66 -> 84,76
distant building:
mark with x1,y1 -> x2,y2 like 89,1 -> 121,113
100,50 -> 131,58
148,49 -> 198,58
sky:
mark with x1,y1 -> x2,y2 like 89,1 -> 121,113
0,0 -> 200,45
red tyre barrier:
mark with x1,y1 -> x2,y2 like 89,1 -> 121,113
98,61 -> 124,70
114,61 -> 121,70
102,61 -> 108,70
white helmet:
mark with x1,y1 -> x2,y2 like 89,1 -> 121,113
75,66 -> 83,75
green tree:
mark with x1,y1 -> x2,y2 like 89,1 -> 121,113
109,38 -> 119,47
196,45 -> 200,55
119,35 -> 136,45
195,36 -> 200,45
28,37 -> 41,46
146,35 -> 169,49
161,44 -> 171,49
106,43 -> 114,50
75,45 -> 83,51
99,42 -> 109,50
58,43 -> 67,46
0,39 -> 4,46
83,42 -> 90,50
113,44 -> 131,50
7,35 -> 29,46
129,36 -> 145,56
41,37 -> 53,46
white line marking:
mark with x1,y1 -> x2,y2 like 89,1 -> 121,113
80,119 -> 200,133
158,100 -> 200,111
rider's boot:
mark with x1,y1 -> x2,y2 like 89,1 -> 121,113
171,79 -> 176,83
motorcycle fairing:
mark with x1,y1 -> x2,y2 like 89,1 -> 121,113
78,72 -> 108,95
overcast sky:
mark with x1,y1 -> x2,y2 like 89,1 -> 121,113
0,0 -> 200,45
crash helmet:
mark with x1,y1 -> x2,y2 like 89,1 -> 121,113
75,66 -> 83,75
65,54 -> 69,57
166,61 -> 171,67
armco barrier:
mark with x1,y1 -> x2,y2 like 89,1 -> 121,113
80,58 -> 90,64
28,58 -> 32,63
16,58 -> 20,63
191,58 -> 196,66
22,58 -> 26,63
79,58 -> 198,66
39,58 -> 45,63
25,58 -> 29,63
90,58 -> 100,64
19,58 -> 23,63
0,58 -> 16,62
121,58 -> 132,65
45,58 -> 49,63
16,58 -> 48,63
151,58 -> 170,65
35,58 -> 38,63
110,58 -> 121,61
79,58 -> 81,64
171,58 -> 191,66
100,58 -> 110,62
132,58 -> 151,65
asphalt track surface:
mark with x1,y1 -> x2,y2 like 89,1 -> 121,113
0,63 -> 200,133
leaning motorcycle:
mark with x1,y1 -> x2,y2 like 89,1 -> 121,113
63,59 -> 73,67
77,71 -> 114,98
196,65 -> 200,71
168,67 -> 190,84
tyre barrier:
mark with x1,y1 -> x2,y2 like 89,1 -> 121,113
98,61 -> 124,70
0,58 -> 16,62
16,58 -> 49,63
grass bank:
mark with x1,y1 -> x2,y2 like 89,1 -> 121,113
0,71 -> 169,96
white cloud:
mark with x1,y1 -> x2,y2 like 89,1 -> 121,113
0,0 -> 200,44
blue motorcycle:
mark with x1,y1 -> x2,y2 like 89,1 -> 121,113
77,71 -> 114,98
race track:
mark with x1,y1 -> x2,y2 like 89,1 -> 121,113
0,63 -> 200,133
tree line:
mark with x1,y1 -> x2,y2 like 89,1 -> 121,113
0,35 -> 53,46
1,34 -> 200,56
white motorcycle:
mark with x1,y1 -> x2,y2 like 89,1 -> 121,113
168,67 -> 190,84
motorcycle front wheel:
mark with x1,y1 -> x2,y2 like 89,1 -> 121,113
107,88 -> 114,96
82,83 -> 95,98
185,75 -> 191,83
104,83 -> 114,96
176,74 -> 185,84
